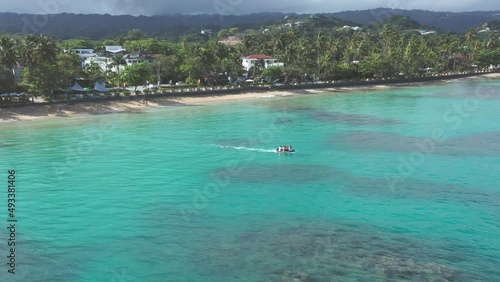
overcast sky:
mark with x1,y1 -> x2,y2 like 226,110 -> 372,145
1,0 -> 500,16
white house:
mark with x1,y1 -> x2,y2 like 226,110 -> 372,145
105,46 -> 127,54
64,49 -> 97,68
124,53 -> 157,66
83,53 -> 158,73
65,49 -> 96,59
75,45 -> 160,74
82,46 -> 129,72
242,54 -> 284,71
83,56 -> 113,72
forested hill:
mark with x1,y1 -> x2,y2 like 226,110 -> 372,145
0,12 -> 286,39
0,8 -> 499,39
330,8 -> 500,33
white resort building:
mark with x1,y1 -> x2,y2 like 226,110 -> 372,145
65,49 -> 97,59
124,53 -> 157,66
105,46 -> 127,54
81,46 -> 129,72
242,54 -> 284,71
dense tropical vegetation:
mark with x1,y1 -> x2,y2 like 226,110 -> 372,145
1,14 -> 500,101
0,9 -> 498,39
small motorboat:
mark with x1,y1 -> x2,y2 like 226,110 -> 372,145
276,149 -> 295,153
276,145 -> 295,153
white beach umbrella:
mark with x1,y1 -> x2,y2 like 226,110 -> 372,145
94,82 -> 110,92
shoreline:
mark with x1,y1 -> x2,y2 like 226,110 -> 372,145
1,72 -> 499,123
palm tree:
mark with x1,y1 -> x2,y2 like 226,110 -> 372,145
111,55 -> 127,88
84,61 -> 103,85
252,59 -> 266,78
464,29 -> 478,62
313,31 -> 326,79
269,32 -> 286,59
485,34 -> 498,50
19,35 -> 58,68
242,35 -> 256,55
380,25 -> 398,57
0,37 -> 18,76
19,34 -> 37,68
32,35 -> 58,65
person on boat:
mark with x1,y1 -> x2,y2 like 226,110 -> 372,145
289,145 -> 293,151
278,146 -> 283,152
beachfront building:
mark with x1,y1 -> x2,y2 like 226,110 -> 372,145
65,49 -> 97,59
124,53 -> 157,66
70,45 -> 160,74
64,49 -> 98,68
81,46 -> 129,72
83,56 -> 114,72
105,46 -> 127,54
242,54 -> 284,71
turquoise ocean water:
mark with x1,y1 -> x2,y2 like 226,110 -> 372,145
1,78 -> 499,281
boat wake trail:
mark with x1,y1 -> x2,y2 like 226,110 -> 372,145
216,145 -> 276,153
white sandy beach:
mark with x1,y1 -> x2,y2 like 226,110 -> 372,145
0,91 -> 299,122
1,73 -> 499,123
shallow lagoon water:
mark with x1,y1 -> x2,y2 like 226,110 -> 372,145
0,78 -> 499,281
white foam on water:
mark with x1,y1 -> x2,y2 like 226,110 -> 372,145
215,145 -> 277,153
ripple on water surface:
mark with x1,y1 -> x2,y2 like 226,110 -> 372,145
328,131 -> 500,156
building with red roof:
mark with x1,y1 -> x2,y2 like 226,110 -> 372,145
242,54 -> 284,71
244,54 -> 274,60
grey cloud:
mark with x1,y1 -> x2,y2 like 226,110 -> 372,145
1,0 -> 500,15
